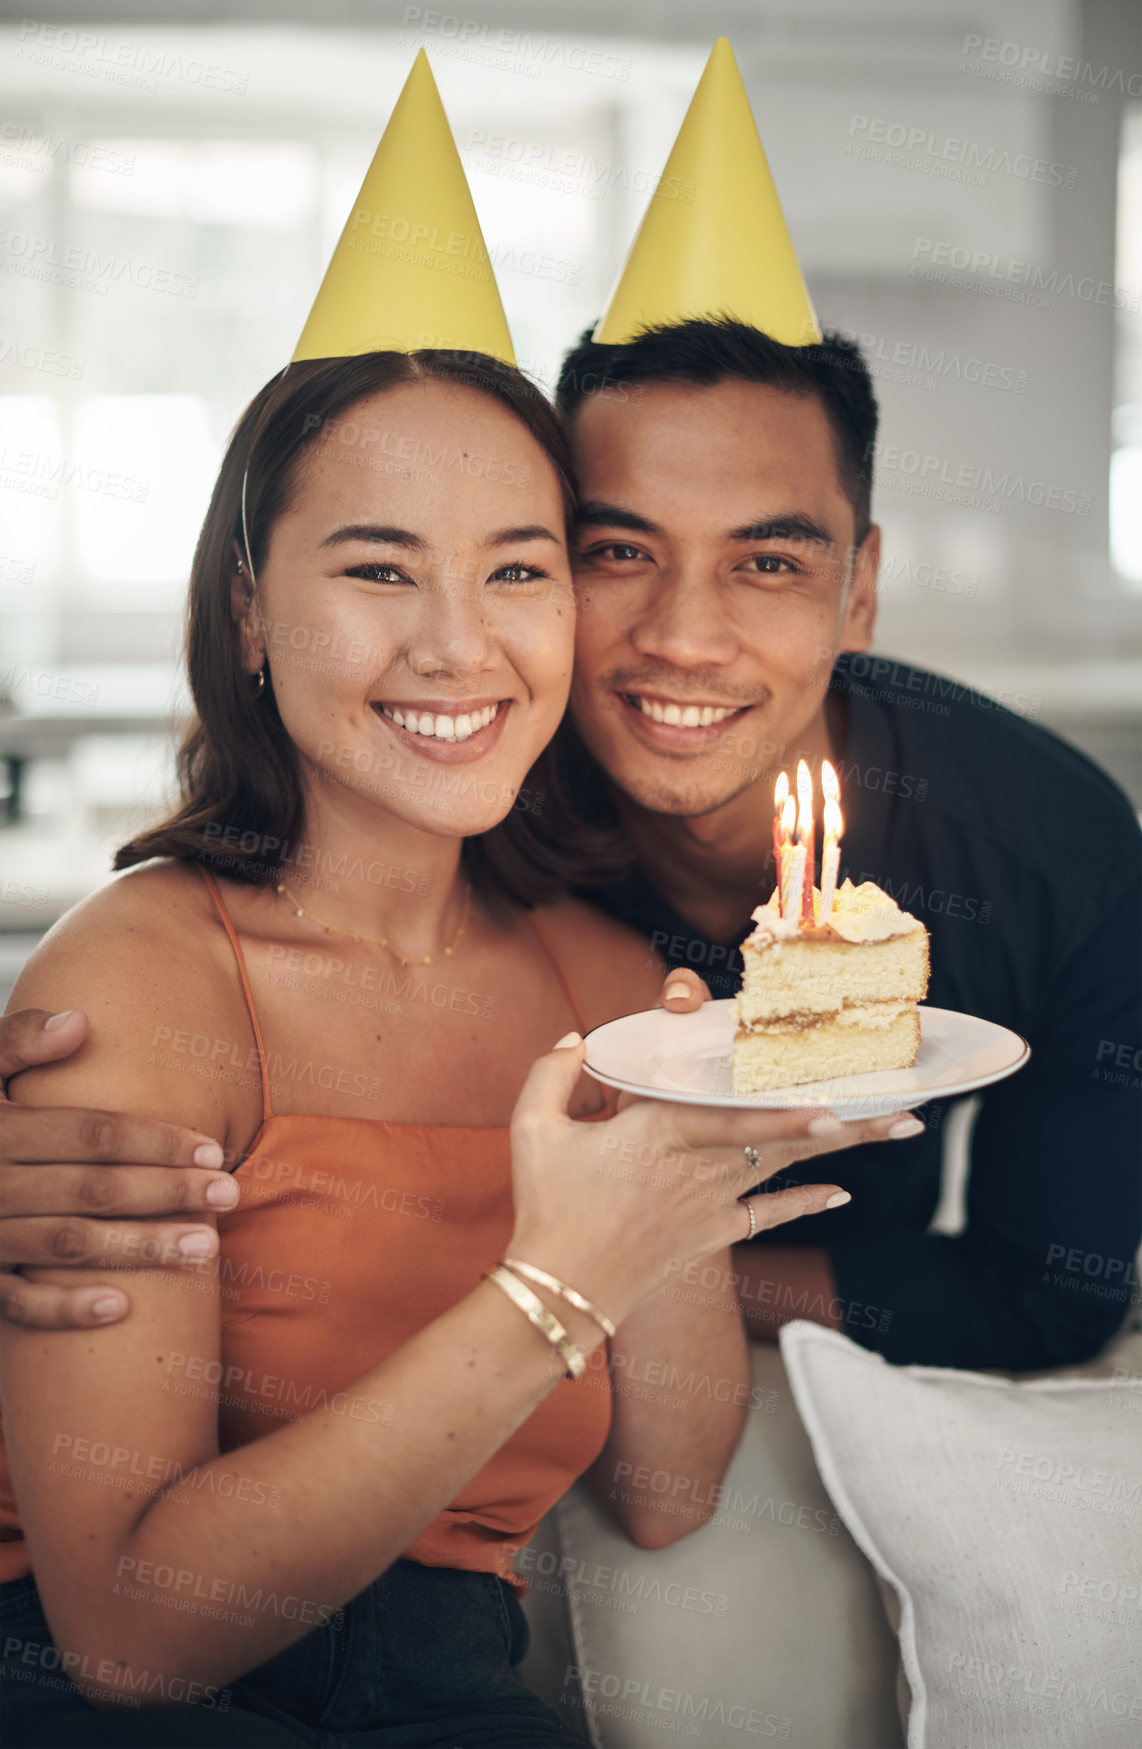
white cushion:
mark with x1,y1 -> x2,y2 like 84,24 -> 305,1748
780,1320 -> 1142,1749
517,1339 -> 904,1747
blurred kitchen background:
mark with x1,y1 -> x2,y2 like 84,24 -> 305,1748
2,0 -> 1141,1001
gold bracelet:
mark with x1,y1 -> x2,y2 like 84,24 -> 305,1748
502,1258 -> 617,1338
484,1265 -> 587,1381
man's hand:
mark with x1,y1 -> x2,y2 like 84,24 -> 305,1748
658,969 -> 712,1011
1,1008 -> 238,1329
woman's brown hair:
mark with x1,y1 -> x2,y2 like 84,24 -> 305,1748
116,350 -> 620,906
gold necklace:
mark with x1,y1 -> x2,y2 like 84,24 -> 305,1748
275,879 -> 472,968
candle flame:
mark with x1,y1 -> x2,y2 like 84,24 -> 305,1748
824,796 -> 843,840
796,759 -> 813,841
774,770 -> 789,809
781,794 -> 796,836
822,759 -> 839,803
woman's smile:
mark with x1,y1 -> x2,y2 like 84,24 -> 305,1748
371,695 -> 513,762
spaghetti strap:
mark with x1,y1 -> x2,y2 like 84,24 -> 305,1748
527,913 -> 588,1036
198,866 -> 273,1123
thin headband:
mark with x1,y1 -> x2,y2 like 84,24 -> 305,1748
239,465 -> 257,585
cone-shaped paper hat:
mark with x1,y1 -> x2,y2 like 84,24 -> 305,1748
293,51 -> 514,365
594,38 -> 819,348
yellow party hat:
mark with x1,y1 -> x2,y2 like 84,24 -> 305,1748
292,50 -> 514,364
594,38 -> 819,348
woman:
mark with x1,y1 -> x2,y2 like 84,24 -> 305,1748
0,348 -> 906,1747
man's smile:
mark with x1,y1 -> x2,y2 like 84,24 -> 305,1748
622,693 -> 742,728
612,687 -> 760,753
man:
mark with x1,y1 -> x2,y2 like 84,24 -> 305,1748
3,39 -> 1138,1367
556,313 -> 1141,1371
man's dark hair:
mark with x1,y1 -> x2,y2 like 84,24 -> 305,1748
556,317 -> 879,542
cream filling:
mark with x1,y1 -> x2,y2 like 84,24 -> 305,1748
835,1000 -> 914,1028
737,999 -> 915,1036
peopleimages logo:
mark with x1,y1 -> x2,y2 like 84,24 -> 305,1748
0,125 -> 135,176
911,237 -> 1141,312
0,231 -> 198,298
565,1666 -> 792,1735
847,115 -> 1077,188
15,20 -> 249,95
959,33 -> 1142,100
400,9 -> 632,80
831,327 -> 1026,395
872,443 -> 1091,517
0,335 -> 86,378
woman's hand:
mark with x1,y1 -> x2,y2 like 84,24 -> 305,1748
507,1031 -> 922,1329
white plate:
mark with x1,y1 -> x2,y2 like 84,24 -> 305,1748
583,1002 -> 1030,1117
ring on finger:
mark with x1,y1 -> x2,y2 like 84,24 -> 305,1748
739,1196 -> 759,1240
743,1145 -> 761,1176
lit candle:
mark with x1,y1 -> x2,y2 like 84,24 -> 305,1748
819,760 -> 842,925
786,838 -> 805,925
796,759 -> 814,922
779,793 -> 796,916
772,771 -> 789,910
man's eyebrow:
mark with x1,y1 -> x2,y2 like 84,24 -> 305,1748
575,502 -> 664,537
319,524 -> 424,550
575,504 -> 835,546
729,514 -> 834,546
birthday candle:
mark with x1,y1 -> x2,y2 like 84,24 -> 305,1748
819,760 -> 842,925
796,760 -> 814,922
773,771 -> 789,911
778,793 -> 796,917
786,839 -> 806,926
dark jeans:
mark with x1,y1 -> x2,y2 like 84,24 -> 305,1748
1,1560 -> 586,1747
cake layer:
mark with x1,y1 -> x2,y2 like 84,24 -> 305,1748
731,1007 -> 921,1096
737,930 -> 929,1026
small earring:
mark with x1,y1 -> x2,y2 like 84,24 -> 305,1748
253,656 -> 266,696
237,558 -> 246,577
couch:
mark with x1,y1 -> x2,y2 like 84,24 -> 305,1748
517,1323 -> 1142,1748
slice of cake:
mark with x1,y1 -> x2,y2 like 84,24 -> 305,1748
732,880 -> 930,1096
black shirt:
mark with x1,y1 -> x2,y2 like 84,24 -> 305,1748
579,653 -> 1142,1371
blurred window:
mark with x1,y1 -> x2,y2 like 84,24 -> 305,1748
73,394 -> 220,588
1111,103 -> 1142,586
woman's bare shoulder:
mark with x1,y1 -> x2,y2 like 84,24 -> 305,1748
531,895 -> 663,1027
14,860 -> 216,994
8,859 -> 251,1139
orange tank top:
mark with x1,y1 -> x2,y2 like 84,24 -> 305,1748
0,869 -> 612,1590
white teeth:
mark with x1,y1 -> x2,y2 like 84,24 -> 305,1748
633,696 -> 736,727
381,702 -> 500,741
